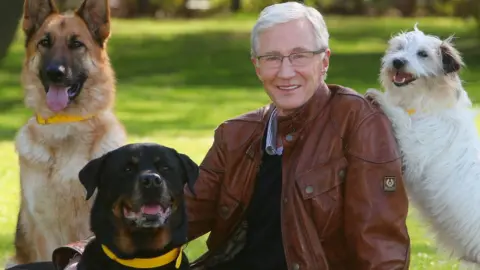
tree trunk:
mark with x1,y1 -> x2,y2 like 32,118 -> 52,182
231,0 -> 241,12
472,0 -> 480,34
425,0 -> 436,15
395,0 -> 417,17
0,0 -> 24,63
353,0 -> 366,14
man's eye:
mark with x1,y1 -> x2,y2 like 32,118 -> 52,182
291,53 -> 308,59
265,56 -> 281,61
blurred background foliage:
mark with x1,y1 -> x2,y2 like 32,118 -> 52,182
2,0 -> 479,63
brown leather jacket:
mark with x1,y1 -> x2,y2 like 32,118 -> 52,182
185,82 -> 411,270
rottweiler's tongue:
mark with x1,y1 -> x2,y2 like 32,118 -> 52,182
141,205 -> 163,215
46,86 -> 69,112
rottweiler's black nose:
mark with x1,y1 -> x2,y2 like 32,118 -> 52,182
46,63 -> 66,83
141,173 -> 162,188
392,58 -> 407,69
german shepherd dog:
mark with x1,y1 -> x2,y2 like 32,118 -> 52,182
75,143 -> 198,270
8,0 -> 127,266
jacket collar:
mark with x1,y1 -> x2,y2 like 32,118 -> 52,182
270,82 -> 331,136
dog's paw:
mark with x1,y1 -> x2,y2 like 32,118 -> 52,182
365,88 -> 384,101
365,88 -> 389,109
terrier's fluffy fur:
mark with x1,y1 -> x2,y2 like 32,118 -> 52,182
366,25 -> 480,266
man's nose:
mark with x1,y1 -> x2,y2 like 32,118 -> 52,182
277,58 -> 296,78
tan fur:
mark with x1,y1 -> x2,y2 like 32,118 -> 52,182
8,0 -> 127,266
112,198 -> 172,255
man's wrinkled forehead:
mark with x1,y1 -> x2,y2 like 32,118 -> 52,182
257,18 -> 317,55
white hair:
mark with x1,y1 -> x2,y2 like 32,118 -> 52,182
250,1 -> 329,57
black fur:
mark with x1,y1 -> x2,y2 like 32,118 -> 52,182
77,143 -> 199,270
441,44 -> 461,74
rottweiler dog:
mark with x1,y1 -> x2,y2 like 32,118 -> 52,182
75,142 -> 198,270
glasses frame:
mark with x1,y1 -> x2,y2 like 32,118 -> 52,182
255,48 -> 327,68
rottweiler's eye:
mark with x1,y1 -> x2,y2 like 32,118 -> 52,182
159,166 -> 170,172
124,163 -> 135,172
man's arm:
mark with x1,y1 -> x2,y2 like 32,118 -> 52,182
344,111 -> 411,270
184,124 -> 226,241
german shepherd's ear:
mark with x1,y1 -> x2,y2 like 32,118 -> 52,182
76,0 -> 111,47
79,153 -> 109,201
177,153 -> 199,196
22,0 -> 58,40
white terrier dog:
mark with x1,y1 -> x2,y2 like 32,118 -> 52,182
366,26 -> 480,266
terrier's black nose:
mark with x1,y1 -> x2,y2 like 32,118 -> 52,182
392,59 -> 407,69
46,63 -> 67,83
140,173 -> 162,188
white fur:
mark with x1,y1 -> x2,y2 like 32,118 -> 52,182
366,26 -> 480,267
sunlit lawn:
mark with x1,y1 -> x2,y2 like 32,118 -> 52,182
1,14 -> 480,269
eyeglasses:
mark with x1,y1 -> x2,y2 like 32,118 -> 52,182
256,49 -> 326,69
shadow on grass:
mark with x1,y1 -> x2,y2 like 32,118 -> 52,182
0,233 -> 13,262
0,27 -> 479,140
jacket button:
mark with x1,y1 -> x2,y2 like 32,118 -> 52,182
305,186 -> 313,194
220,206 -> 229,217
291,263 -> 300,270
338,169 -> 346,179
283,197 -> 288,203
285,134 -> 293,142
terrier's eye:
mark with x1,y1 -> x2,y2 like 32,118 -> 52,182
417,50 -> 428,58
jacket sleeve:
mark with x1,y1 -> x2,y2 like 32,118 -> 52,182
184,124 -> 226,241
343,111 -> 411,270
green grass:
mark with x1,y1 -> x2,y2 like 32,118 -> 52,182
1,14 -> 480,269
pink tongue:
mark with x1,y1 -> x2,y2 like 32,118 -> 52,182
46,86 -> 69,112
141,205 -> 163,215
394,72 -> 412,81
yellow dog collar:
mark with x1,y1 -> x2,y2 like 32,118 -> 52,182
406,108 -> 416,115
101,244 -> 184,269
36,114 -> 94,125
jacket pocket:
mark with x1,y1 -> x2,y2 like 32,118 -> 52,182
295,156 -> 348,238
216,189 -> 240,220
208,189 -> 242,250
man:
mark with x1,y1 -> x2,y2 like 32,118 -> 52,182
185,2 -> 411,270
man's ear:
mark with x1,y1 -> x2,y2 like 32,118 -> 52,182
79,154 -> 108,200
177,152 -> 199,196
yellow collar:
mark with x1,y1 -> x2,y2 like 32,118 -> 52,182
36,114 -> 94,125
406,108 -> 416,115
101,244 -> 184,269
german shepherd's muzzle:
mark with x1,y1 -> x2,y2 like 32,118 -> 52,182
38,40 -> 88,112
